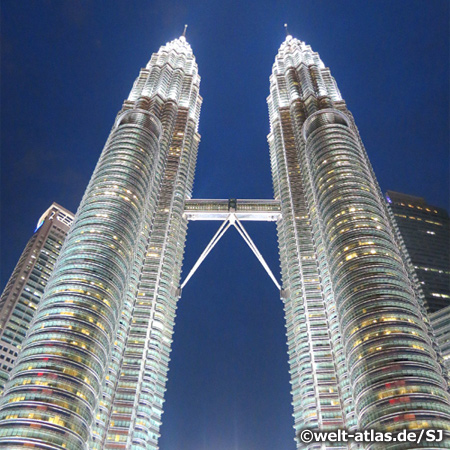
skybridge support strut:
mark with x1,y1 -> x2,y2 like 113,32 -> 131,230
180,212 -> 281,291
232,216 -> 281,290
180,218 -> 231,290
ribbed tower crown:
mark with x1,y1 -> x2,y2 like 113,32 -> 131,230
268,34 -> 342,117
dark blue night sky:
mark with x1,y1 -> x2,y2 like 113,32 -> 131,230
1,1 -> 449,449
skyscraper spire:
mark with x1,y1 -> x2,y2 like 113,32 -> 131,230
182,23 -> 188,37
284,22 -> 289,36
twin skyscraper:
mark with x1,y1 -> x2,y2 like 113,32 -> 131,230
0,31 -> 449,450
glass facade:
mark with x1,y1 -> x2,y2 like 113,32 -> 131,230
431,306 -> 450,373
0,204 -> 74,392
0,36 -> 201,450
386,191 -> 450,313
91,36 -> 202,450
267,35 -> 450,448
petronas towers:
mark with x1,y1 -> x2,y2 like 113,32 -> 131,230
0,34 -> 201,450
268,35 -> 450,446
1,30 -> 449,450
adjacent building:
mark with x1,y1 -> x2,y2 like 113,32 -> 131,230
0,203 -> 74,392
430,306 -> 450,372
386,192 -> 450,378
386,191 -> 450,313
0,31 -> 449,450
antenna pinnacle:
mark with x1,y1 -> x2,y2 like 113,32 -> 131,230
284,23 -> 289,37
182,24 -> 188,37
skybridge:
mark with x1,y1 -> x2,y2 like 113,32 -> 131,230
184,198 -> 281,221
181,199 -> 282,291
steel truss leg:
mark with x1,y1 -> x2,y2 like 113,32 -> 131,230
180,215 -> 281,291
